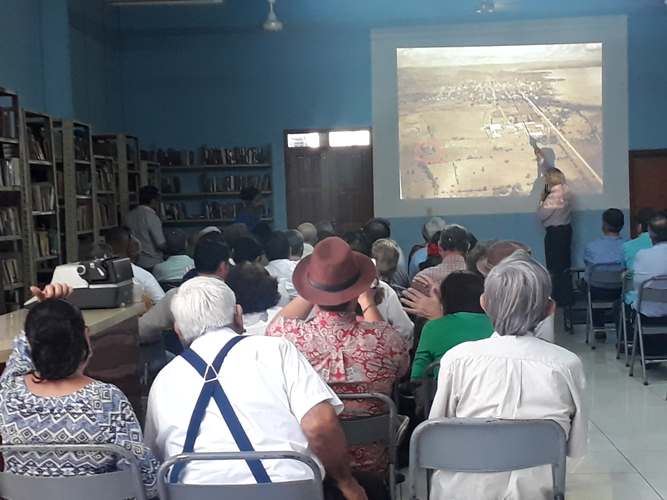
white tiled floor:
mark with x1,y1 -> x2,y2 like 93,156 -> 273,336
401,317 -> 667,499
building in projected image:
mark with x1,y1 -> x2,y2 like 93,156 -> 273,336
397,43 -> 603,200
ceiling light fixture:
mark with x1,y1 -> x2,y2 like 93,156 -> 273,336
476,0 -> 495,14
263,0 -> 283,32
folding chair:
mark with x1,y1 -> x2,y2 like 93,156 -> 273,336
586,265 -> 623,349
617,272 -> 634,365
628,276 -> 667,385
564,267 -> 587,333
408,418 -> 567,500
338,393 -> 410,500
418,360 -> 440,418
0,443 -> 147,500
157,451 -> 324,500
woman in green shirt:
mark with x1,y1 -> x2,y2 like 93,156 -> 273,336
411,270 -> 493,379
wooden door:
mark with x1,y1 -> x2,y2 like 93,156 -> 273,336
629,150 -> 667,237
285,130 -> 373,233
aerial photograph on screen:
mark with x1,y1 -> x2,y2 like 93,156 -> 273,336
397,43 -> 603,200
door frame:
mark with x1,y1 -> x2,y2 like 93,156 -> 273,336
283,127 -> 374,229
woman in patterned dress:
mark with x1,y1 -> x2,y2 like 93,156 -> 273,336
0,284 -> 158,498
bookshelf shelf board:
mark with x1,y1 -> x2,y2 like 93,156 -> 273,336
77,229 -> 94,236
162,191 -> 272,199
76,195 -> 93,200
75,159 -> 92,166
32,211 -> 57,216
160,163 -> 271,172
36,255 -> 58,263
28,159 -> 52,166
163,218 -> 273,226
0,187 -> 21,192
0,235 -> 22,242
94,155 -> 114,161
3,282 -> 24,291
0,137 -> 19,145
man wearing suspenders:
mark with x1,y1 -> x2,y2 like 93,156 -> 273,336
144,276 -> 377,500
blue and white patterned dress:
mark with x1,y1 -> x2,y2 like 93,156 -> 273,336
0,334 -> 159,498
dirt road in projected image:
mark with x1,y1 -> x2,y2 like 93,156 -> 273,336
397,44 -> 603,200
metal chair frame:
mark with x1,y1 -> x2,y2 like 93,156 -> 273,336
157,451 -> 324,500
408,418 -> 567,500
338,392 -> 407,500
0,443 -> 147,500
585,265 -> 623,349
628,276 -> 667,385
617,272 -> 634,365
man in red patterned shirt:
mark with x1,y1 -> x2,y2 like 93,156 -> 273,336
266,237 -> 409,474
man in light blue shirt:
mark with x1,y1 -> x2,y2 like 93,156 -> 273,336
152,228 -> 195,283
633,212 -> 667,318
623,208 -> 655,304
583,209 -> 625,329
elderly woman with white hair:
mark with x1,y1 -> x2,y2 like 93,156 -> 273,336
428,252 -> 587,500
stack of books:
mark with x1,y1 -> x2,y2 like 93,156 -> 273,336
0,158 -> 21,187
1,258 -> 20,285
96,165 -> 114,191
32,230 -> 55,258
31,183 -> 56,213
97,200 -> 116,228
26,124 -> 51,161
0,207 -> 21,236
76,206 -> 93,232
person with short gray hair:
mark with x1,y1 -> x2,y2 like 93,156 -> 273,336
428,252 -> 587,500
408,217 -> 447,279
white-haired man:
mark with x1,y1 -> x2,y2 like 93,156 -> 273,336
144,276 -> 381,500
429,253 -> 586,500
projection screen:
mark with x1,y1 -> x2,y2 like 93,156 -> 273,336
372,16 -> 628,217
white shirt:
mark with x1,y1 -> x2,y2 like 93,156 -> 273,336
302,243 -> 314,258
243,306 -> 282,336
144,328 -> 342,484
126,205 -> 166,269
633,242 -> 667,317
265,259 -> 298,301
429,333 -> 587,500
376,280 -> 414,345
131,264 -> 165,304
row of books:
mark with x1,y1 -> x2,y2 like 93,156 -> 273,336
0,158 -> 21,187
97,200 -> 117,228
163,201 -> 273,221
75,170 -> 92,196
93,139 -> 137,160
97,165 -> 114,191
142,146 -> 268,166
161,175 -> 181,194
32,230 -> 57,258
0,107 -> 17,139
1,258 -> 20,285
54,129 -> 91,162
26,124 -> 52,161
31,183 -> 56,213
0,207 -> 21,236
201,174 -> 272,193
77,205 -> 93,232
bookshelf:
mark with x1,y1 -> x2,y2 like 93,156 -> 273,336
93,134 -> 140,222
54,120 -> 96,262
154,145 -> 274,228
23,110 -> 61,286
140,159 -> 160,188
0,88 -> 28,310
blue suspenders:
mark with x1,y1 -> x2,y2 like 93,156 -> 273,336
169,335 -> 272,484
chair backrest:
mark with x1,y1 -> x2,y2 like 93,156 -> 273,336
337,393 -> 397,448
0,444 -> 147,500
408,418 -> 566,500
589,264 -> 624,290
639,275 -> 667,305
157,451 -> 323,500
622,271 -> 633,294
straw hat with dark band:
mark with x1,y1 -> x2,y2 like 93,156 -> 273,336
292,237 -> 377,306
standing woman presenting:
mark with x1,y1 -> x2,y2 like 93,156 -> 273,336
538,167 -> 573,307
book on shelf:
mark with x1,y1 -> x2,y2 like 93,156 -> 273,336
0,107 -> 17,139
32,230 -> 56,258
96,164 -> 114,191
96,199 -> 116,227
0,158 -> 21,187
26,124 -> 51,161
75,169 -> 92,196
31,183 -> 56,213
163,202 -> 188,221
200,173 -> 272,193
76,205 -> 93,232
198,146 -> 266,165
0,207 -> 21,236
1,257 -> 21,285
74,129 -> 90,161
161,175 -> 181,194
